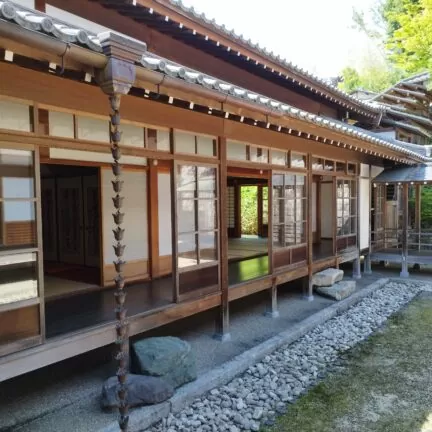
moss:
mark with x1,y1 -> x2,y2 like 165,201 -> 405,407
265,295 -> 432,432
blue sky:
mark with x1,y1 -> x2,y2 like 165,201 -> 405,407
180,0 -> 377,78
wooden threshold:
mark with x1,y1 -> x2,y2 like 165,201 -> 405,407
228,275 -> 273,302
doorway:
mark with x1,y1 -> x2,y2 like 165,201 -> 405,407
227,175 -> 269,284
312,175 -> 334,260
41,164 -> 101,298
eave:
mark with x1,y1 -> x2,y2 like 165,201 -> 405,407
90,0 -> 381,119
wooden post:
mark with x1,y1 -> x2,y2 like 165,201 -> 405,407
364,164 -> 372,274
265,278 -> 279,318
400,183 -> 410,278
352,175 -> 362,280
305,154 -> 314,301
148,161 -> 159,278
234,182 -> 241,238
214,137 -> 231,341
96,32 -> 147,432
415,184 -> 421,252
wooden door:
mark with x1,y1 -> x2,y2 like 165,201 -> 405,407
41,178 -> 58,261
83,175 -> 100,267
57,177 -> 84,265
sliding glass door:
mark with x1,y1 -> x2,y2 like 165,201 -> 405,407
0,148 -> 43,356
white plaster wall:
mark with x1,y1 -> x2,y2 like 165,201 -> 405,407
49,148 -> 147,166
227,141 -> 247,161
360,164 -> 370,178
0,100 -> 31,132
320,183 -> 333,238
102,169 -> 148,264
49,111 -> 74,138
359,178 -> 370,250
312,182 -> 317,232
158,172 -> 172,256
76,116 -> 109,143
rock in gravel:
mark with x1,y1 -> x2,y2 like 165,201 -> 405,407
132,337 -> 197,388
312,268 -> 344,287
316,280 -> 356,301
101,374 -> 174,409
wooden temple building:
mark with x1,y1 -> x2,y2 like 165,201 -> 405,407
0,0 -> 431,382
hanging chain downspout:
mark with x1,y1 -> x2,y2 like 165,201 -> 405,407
95,31 -> 147,432
110,93 -> 129,431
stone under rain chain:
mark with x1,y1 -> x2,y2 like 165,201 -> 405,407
110,94 -> 129,431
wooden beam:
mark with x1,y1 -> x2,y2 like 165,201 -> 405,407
215,136 -> 230,341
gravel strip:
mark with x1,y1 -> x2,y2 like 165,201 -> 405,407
148,281 -> 428,432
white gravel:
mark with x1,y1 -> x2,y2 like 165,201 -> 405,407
149,281 -> 429,432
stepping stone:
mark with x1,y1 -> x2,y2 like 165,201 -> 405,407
312,268 -> 344,287
316,280 -> 356,301
101,374 -> 174,410
132,336 -> 197,388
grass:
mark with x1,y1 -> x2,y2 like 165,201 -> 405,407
265,292 -> 432,432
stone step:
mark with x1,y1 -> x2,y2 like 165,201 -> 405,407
315,280 -> 356,301
312,268 -> 344,287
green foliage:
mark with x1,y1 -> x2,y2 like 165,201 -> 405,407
421,186 -> 432,229
240,186 -> 258,235
339,64 -> 404,93
386,0 -> 432,73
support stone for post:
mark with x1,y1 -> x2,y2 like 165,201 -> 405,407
264,279 -> 279,318
96,31 -> 147,432
302,276 -> 314,302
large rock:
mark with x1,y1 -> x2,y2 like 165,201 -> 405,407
101,374 -> 174,410
132,337 -> 197,388
316,280 -> 356,301
312,268 -> 344,287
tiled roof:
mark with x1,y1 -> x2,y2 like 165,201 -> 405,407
1,0 -> 430,163
140,53 -> 430,162
0,0 -> 102,51
373,163 -> 432,183
161,0 -> 381,114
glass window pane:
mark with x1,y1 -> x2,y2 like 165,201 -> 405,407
227,141 -> 247,161
0,252 -> 38,304
152,129 -> 170,151
336,162 -> 345,172
292,153 -> 306,168
348,163 -> 357,175
177,165 -> 196,199
178,233 -> 198,268
285,200 -> 295,224
178,199 -> 196,233
198,167 -> 216,198
271,150 -> 287,166
295,222 -> 306,244
175,131 -> 196,154
324,160 -> 334,171
0,149 -> 33,184
285,223 -> 295,245
197,136 -> 216,157
2,178 -> 34,199
273,199 -> 285,224
296,175 -> 306,198
1,202 -> 36,248
199,232 -> 217,263
198,200 -> 217,230
273,225 -> 285,248
312,157 -> 324,171
350,217 -> 357,234
0,305 -> 40,345
250,146 -> 269,163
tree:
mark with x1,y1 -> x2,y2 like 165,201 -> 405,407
385,0 -> 432,73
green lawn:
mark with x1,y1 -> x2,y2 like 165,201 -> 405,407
266,292 -> 432,432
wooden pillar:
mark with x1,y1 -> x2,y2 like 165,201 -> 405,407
35,0 -> 46,12
353,175 -> 362,280
400,183 -> 410,278
265,171 -> 278,315
96,32 -> 146,432
170,132 -> 179,303
234,182 -> 241,238
305,154 -> 314,301
265,278 -> 279,318
257,185 -> 263,237
415,184 -> 421,252
214,137 -> 231,341
148,161 -> 159,278
364,165 -> 373,275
